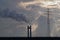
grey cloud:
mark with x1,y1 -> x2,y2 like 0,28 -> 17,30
0,0 -> 60,37
0,0 -> 33,9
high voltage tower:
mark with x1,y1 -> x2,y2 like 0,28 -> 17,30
47,8 -> 50,36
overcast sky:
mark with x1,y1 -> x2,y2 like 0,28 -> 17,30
0,0 -> 60,37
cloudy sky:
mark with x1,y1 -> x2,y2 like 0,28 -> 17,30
0,0 -> 60,37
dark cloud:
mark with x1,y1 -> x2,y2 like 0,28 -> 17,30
0,8 -> 29,23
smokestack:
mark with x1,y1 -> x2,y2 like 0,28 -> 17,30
27,25 -> 32,37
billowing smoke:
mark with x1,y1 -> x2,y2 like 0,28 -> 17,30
0,8 -> 29,23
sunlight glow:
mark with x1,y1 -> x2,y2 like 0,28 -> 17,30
18,0 -> 60,9
32,23 -> 38,32
40,0 -> 60,8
